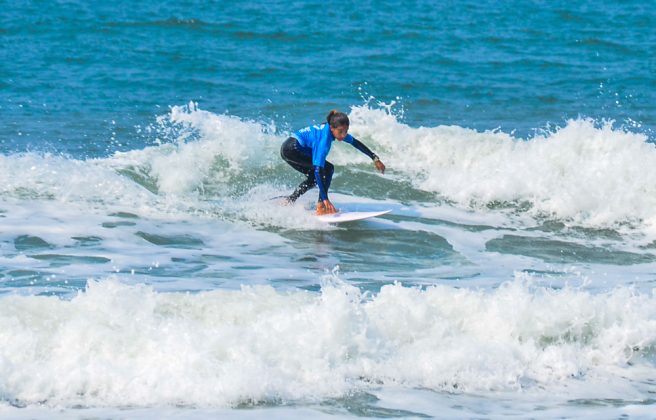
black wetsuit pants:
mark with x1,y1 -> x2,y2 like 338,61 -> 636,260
280,137 -> 334,203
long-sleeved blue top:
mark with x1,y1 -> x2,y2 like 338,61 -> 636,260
291,123 -> 378,201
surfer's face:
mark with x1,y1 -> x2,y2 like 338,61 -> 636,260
331,125 -> 349,141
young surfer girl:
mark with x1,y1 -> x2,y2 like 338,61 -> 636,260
280,110 -> 386,215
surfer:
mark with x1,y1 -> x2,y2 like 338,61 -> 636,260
281,110 -> 386,215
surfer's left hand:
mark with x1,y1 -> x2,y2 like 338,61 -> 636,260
374,159 -> 386,174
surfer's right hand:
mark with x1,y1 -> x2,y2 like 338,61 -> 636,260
317,199 -> 337,215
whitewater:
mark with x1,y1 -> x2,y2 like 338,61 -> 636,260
0,104 -> 655,418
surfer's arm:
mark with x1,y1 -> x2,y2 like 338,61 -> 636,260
349,138 -> 378,160
349,138 -> 386,174
314,165 -> 337,214
315,166 -> 329,201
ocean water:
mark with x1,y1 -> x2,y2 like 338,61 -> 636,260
1,0 -> 656,418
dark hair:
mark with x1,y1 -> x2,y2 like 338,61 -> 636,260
326,110 -> 349,128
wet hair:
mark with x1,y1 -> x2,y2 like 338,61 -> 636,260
326,110 -> 349,128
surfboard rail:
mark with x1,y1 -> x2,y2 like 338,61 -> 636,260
316,209 -> 391,223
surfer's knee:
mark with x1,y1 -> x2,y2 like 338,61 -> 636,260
324,161 -> 334,175
280,137 -> 295,160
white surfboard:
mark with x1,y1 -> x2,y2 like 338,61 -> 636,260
316,209 -> 391,223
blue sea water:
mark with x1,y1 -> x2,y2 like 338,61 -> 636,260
1,1 -> 656,418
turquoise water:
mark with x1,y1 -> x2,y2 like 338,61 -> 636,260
1,1 -> 656,418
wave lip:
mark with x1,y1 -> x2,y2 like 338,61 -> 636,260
0,276 -> 654,408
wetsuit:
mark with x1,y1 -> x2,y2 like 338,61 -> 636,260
280,123 -> 379,203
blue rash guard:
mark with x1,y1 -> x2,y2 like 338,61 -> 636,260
291,123 -> 378,201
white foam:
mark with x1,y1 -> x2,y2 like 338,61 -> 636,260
346,106 -> 656,230
118,102 -> 282,196
4,104 -> 656,232
0,275 -> 653,408
0,153 -> 155,208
